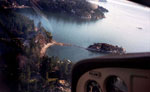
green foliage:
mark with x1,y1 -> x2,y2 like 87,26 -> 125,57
0,6 -> 72,92
0,10 -> 35,38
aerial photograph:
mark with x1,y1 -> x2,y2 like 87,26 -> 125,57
0,0 -> 150,92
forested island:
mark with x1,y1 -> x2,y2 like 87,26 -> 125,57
87,43 -> 126,54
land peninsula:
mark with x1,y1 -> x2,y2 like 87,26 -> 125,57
0,1 -> 122,92
1,0 -> 108,20
37,0 -> 108,20
0,7 -> 73,92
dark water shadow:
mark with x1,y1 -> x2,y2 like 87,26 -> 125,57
16,8 -> 101,25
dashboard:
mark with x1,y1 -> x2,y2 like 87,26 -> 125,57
72,53 -> 150,92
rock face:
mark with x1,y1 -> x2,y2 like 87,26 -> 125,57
87,43 -> 126,54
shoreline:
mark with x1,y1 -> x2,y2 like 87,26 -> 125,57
31,0 -> 108,20
1,0 -> 108,21
40,40 -> 72,57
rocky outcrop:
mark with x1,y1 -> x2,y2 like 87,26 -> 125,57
87,43 -> 126,54
98,6 -> 109,12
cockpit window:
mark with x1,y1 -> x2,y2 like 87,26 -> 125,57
0,0 -> 149,92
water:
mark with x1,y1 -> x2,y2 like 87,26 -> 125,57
21,0 -> 150,62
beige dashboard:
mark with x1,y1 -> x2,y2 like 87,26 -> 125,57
76,68 -> 150,92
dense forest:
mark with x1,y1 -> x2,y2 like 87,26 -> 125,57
0,3 -> 73,92
0,0 -> 108,91
1,0 -> 108,20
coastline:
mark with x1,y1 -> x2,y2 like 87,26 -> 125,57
0,8 -> 73,92
36,0 -> 108,20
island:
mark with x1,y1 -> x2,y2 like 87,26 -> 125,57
87,43 -> 126,54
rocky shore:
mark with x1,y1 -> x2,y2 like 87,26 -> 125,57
87,43 -> 126,54
32,0 -> 108,20
1,0 -> 108,20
